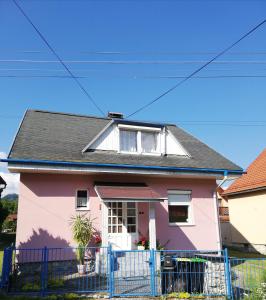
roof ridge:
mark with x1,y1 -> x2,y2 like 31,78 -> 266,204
28,109 -> 110,121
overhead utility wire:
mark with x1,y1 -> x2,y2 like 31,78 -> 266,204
1,74 -> 266,79
2,50 -> 266,55
1,113 -> 266,126
2,59 -> 266,65
127,19 -> 266,118
12,0 -> 105,116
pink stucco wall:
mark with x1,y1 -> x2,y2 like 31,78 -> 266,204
16,173 -> 219,250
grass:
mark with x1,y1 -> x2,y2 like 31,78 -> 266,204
0,232 -> 16,275
228,248 -> 266,259
228,248 -> 266,289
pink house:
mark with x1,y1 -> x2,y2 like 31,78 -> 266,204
3,110 -> 243,251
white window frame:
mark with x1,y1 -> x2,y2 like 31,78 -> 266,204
75,189 -> 89,211
167,190 -> 194,226
118,124 -> 161,156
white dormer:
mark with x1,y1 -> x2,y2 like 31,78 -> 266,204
83,122 -> 189,157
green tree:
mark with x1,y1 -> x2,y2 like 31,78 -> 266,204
0,201 -> 9,230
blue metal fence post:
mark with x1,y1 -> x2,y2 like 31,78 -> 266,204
108,244 -> 113,298
150,248 -> 156,296
224,248 -> 233,299
41,246 -> 48,297
0,247 -> 7,288
1,246 -> 13,290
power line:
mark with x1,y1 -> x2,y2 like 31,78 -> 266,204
12,0 -> 105,116
2,59 -> 266,64
1,113 -> 266,127
1,74 -> 266,79
126,19 -> 266,118
1,50 -> 266,55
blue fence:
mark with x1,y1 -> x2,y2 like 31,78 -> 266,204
1,246 -> 265,299
230,257 -> 266,299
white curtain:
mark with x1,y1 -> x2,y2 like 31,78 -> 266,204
120,130 -> 137,152
141,132 -> 157,153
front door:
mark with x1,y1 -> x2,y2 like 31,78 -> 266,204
103,202 -> 138,250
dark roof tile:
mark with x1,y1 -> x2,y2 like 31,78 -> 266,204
8,109 -> 242,172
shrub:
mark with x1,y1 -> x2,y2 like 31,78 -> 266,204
64,293 -> 80,299
21,282 -> 41,292
48,278 -> 65,289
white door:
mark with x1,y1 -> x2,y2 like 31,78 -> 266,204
103,202 -> 138,250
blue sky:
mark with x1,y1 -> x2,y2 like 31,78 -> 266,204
0,0 -> 266,193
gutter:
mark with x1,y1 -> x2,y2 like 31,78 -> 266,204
1,158 -> 243,175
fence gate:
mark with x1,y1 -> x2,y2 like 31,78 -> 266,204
109,249 -> 156,297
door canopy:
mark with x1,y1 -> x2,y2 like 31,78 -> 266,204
95,183 -> 165,202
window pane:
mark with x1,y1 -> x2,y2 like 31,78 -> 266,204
76,190 -> 87,208
127,225 -> 136,233
127,202 -> 135,208
169,205 -> 189,223
120,130 -> 137,152
127,217 -> 136,225
127,209 -> 135,216
141,132 -> 158,153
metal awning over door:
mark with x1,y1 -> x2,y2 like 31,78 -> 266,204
95,183 -> 166,202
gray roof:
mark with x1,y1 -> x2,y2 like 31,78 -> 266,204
8,110 -> 242,172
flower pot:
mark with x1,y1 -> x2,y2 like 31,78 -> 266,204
137,245 -> 145,250
77,264 -> 86,275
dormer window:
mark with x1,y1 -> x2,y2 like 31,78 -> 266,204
141,131 -> 158,153
120,130 -> 137,152
119,125 -> 160,155
84,121 -> 190,157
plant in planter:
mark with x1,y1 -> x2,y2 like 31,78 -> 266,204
70,213 -> 94,274
95,234 -> 102,246
135,237 -> 149,250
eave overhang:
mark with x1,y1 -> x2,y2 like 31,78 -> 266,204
1,158 -> 243,179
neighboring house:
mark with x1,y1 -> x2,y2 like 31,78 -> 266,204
6,213 -> 18,222
217,187 -> 232,245
217,187 -> 230,223
0,175 -> 7,199
2,110 -> 243,251
223,148 -> 266,254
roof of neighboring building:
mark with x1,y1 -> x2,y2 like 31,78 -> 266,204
6,214 -> 17,221
0,175 -> 6,186
223,148 -> 266,196
6,109 -> 242,173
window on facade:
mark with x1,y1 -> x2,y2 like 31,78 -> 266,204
168,191 -> 192,224
141,131 -> 158,153
120,130 -> 137,152
119,128 -> 159,154
76,190 -> 88,209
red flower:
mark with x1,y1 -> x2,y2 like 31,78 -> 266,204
95,235 -> 102,244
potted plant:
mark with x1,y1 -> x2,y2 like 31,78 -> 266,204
94,234 -> 102,252
135,237 -> 149,250
70,214 -> 94,275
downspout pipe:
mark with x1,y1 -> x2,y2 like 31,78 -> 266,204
214,171 -> 229,253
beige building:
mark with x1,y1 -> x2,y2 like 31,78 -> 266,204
223,148 -> 266,254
